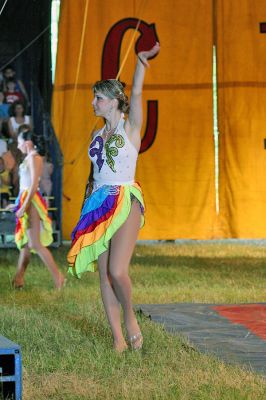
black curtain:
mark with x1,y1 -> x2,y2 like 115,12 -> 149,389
0,0 -> 52,111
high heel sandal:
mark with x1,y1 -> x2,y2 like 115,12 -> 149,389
128,332 -> 143,350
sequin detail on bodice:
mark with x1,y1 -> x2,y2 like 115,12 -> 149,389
88,117 -> 138,185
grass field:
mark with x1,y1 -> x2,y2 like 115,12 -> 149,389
0,242 -> 266,399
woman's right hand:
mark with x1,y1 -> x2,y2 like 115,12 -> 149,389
138,42 -> 160,68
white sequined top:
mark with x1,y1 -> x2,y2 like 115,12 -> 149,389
88,116 -> 138,189
19,150 -> 39,191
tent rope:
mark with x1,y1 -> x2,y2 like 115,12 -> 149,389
0,0 -> 8,17
72,0 -> 90,107
0,24 -> 50,71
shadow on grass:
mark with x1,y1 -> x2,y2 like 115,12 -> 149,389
132,253 -> 266,273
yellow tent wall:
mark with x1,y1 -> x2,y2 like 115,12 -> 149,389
52,0 -> 266,240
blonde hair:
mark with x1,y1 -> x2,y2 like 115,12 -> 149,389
93,79 -> 129,114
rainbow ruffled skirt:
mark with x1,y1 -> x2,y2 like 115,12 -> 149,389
67,182 -> 145,278
15,190 -> 53,250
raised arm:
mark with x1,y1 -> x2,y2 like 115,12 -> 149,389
126,42 -> 160,146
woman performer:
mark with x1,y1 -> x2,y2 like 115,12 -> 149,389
68,42 -> 160,352
6,126 -> 65,289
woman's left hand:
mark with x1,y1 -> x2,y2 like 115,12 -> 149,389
138,42 -> 160,67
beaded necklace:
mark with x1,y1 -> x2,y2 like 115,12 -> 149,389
100,119 -> 121,144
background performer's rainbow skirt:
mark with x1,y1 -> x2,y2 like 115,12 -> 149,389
67,183 -> 145,278
15,190 -> 53,250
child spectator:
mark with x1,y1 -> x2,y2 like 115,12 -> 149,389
0,156 -> 11,208
2,65 -> 29,104
4,79 -> 24,105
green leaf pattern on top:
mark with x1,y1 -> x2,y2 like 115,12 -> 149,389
105,134 -> 125,172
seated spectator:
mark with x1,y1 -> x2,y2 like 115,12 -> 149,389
4,79 -> 25,105
2,65 -> 29,104
0,91 -> 9,118
0,71 -> 3,91
0,134 -> 7,157
39,154 -> 53,205
0,91 -> 10,134
0,156 -> 11,208
8,101 -> 32,139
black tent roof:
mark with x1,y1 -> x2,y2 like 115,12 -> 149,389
0,0 -> 52,110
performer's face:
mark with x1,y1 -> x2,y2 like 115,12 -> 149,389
92,91 -> 113,117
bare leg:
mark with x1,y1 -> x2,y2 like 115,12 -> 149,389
108,200 -> 142,348
12,246 -> 31,288
27,204 -> 65,289
98,249 -> 128,352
